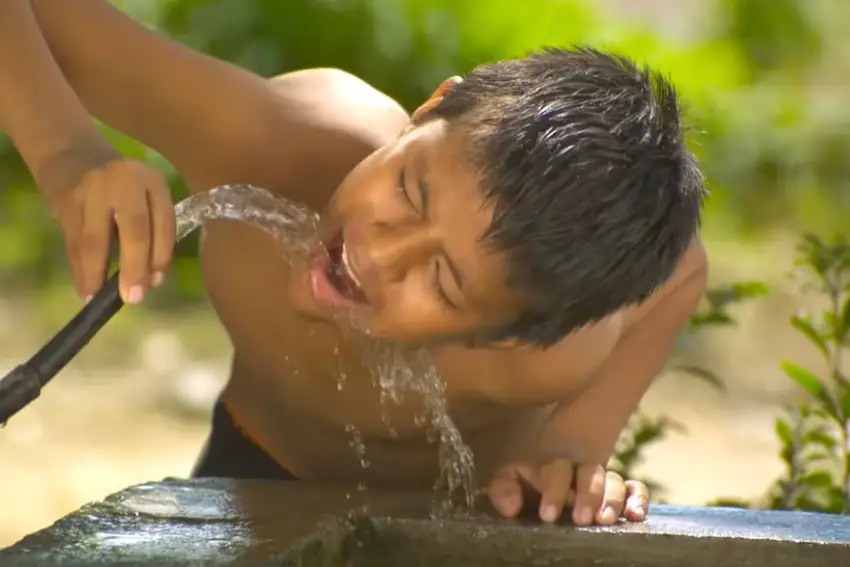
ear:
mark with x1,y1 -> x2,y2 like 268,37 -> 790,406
411,75 -> 462,123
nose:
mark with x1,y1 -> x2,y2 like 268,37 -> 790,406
361,221 -> 438,282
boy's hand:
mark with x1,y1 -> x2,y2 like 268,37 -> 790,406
487,460 -> 648,525
47,156 -> 175,305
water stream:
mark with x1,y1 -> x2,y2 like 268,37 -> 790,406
174,184 -> 477,511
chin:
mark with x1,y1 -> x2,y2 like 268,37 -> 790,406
286,263 -> 325,317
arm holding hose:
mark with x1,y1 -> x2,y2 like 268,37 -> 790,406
0,0 -> 174,304
7,0 -> 345,301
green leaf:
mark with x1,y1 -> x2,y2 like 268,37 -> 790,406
789,315 -> 828,357
731,281 -> 770,299
704,282 -> 767,311
689,311 -> 735,328
841,295 -> 850,342
842,388 -> 850,421
780,361 -> 826,402
674,365 -> 726,391
774,418 -> 794,446
798,233 -> 827,275
801,471 -> 834,489
803,429 -> 838,451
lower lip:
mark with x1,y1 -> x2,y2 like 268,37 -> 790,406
309,254 -> 361,309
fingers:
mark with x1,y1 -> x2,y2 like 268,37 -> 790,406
596,470 -> 627,525
488,463 -> 535,519
537,459 -> 575,524
491,461 -> 650,527
572,463 -> 606,526
59,211 -> 86,299
146,175 -> 175,288
78,184 -> 114,300
624,479 -> 649,522
114,178 -> 152,304
54,158 -> 173,304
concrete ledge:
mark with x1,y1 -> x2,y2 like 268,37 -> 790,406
1,478 -> 849,566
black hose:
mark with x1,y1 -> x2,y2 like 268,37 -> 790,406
0,273 -> 124,425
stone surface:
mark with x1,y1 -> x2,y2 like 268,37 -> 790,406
1,478 -> 849,566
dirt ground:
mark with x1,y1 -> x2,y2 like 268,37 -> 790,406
0,236 -> 826,547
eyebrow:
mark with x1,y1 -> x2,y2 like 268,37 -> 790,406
414,159 -> 465,293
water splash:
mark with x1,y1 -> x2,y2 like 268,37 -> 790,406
361,341 -> 477,511
175,184 -> 320,254
345,423 -> 371,469
174,184 -> 477,511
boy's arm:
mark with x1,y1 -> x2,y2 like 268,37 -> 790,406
486,242 -> 707,524
29,0 -> 404,207
536,242 -> 709,464
0,0 -> 115,202
27,0 -> 292,195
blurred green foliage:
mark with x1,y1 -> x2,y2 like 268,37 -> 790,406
1,0 -> 849,302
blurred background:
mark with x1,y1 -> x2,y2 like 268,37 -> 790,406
2,0 -> 850,546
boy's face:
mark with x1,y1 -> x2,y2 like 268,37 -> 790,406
287,116 -> 526,345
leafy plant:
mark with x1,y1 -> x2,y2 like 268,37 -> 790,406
676,280 -> 770,391
766,233 -> 850,513
609,413 -> 683,497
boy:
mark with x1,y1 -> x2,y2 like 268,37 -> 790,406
0,0 -> 707,526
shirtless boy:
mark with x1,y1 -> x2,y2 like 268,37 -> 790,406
1,0 -> 708,526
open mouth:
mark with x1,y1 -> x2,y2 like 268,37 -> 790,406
319,231 -> 369,305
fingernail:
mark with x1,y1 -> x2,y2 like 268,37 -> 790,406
634,504 -> 645,517
84,295 -> 93,305
540,504 -> 558,523
127,286 -> 144,305
151,271 -> 164,288
601,505 -> 617,523
575,506 -> 594,525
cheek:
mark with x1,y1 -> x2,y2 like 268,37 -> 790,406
366,282 -> 475,344
368,289 -> 443,342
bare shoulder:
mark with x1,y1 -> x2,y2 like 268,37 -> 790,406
268,68 -> 410,152
236,68 -> 410,209
618,238 -> 708,331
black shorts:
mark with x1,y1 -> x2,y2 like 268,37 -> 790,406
191,401 -> 297,481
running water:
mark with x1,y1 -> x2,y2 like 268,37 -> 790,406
359,340 -> 476,511
174,184 -> 321,250
174,184 -> 477,510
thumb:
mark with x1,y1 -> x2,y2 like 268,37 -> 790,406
488,463 -> 536,518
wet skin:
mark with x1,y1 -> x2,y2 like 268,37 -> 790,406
6,0 -> 707,525
290,119 -> 526,344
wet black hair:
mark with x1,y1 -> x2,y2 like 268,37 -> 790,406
431,47 -> 705,347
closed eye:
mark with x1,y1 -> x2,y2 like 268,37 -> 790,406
433,260 -> 458,310
398,167 -> 417,210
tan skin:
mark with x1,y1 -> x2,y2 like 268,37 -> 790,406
1,0 -> 709,526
